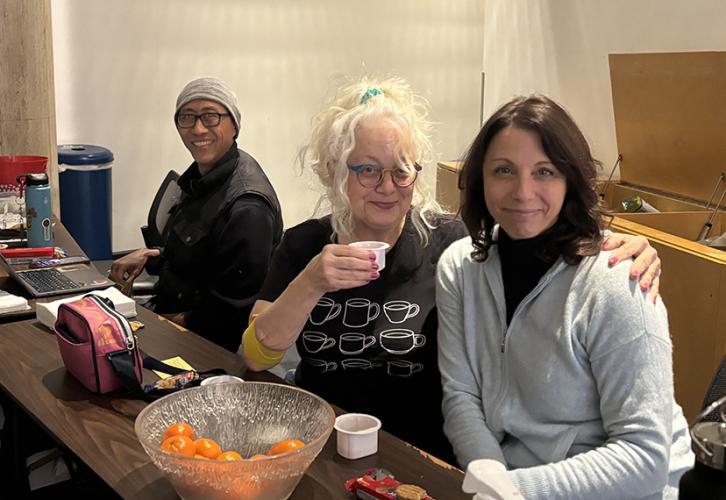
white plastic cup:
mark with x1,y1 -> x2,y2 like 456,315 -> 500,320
334,413 -> 382,460
348,241 -> 391,270
200,375 -> 245,386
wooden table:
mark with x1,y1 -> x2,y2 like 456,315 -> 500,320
0,306 -> 467,499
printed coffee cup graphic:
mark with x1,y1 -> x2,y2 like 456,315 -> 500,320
379,329 -> 426,355
305,358 -> 337,373
387,360 -> 424,377
383,300 -> 420,324
309,297 -> 341,325
341,358 -> 380,370
302,331 -> 335,353
339,332 -> 376,355
343,298 -> 380,328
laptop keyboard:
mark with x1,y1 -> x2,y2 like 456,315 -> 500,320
19,268 -> 79,294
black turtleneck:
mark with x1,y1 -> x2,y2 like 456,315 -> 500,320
498,230 -> 557,325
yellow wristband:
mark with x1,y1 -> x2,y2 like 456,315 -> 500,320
242,317 -> 285,367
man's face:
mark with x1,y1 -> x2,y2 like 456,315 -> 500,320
176,99 -> 236,173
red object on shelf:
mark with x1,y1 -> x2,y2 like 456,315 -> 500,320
1,247 -> 55,258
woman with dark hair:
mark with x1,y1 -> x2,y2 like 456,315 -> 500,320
436,95 -> 693,498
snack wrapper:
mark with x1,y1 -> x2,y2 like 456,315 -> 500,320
143,371 -> 198,392
345,468 -> 434,500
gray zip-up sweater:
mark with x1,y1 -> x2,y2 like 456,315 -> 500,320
436,237 -> 693,499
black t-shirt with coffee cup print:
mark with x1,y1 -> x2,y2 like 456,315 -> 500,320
258,212 -> 466,463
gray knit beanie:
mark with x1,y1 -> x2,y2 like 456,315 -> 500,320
175,77 -> 241,138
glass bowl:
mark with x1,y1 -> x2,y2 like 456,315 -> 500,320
135,381 -> 335,500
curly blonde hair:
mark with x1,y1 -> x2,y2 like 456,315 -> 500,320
298,76 -> 446,246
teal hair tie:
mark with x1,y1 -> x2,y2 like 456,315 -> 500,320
360,88 -> 383,104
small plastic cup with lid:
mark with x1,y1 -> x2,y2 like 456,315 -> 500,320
334,413 -> 382,460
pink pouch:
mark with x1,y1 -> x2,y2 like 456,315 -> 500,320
54,295 -> 142,394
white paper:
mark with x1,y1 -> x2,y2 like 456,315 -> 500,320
0,290 -> 30,314
37,286 -> 137,330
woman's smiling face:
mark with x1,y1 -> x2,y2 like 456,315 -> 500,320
483,126 -> 567,240
346,117 -> 415,242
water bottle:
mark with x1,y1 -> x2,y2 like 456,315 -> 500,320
620,195 -> 660,213
17,173 -> 53,247
679,395 -> 726,498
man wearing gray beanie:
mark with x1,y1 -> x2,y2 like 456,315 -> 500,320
111,77 -> 283,352
175,77 -> 242,139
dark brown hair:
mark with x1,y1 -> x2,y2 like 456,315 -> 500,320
458,95 -> 605,263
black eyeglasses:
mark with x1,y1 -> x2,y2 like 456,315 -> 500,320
347,163 -> 422,188
176,112 -> 229,128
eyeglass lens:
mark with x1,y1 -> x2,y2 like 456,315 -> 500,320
176,113 -> 225,128
356,165 -> 418,188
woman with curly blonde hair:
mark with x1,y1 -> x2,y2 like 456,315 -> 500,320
241,78 -> 661,462
303,77 -> 445,245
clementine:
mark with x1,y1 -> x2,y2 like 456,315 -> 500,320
248,453 -> 267,460
267,439 -> 305,455
161,435 -> 196,457
162,422 -> 196,442
194,437 -> 222,459
217,451 -> 242,461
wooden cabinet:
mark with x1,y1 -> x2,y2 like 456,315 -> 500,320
604,186 -> 726,422
607,52 -> 726,421
436,161 -> 463,213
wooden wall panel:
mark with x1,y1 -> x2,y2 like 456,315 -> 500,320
0,0 -> 59,214
609,52 -> 726,205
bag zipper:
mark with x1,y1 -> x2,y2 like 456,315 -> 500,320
86,295 -> 136,350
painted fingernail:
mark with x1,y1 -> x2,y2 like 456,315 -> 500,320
630,271 -> 639,280
640,282 -> 650,291
371,272 -> 380,279
368,252 -> 376,260
371,263 -> 379,270
608,256 -> 617,266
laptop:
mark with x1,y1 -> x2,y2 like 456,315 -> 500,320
0,252 -> 114,298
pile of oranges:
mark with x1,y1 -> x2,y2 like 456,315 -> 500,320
160,422 -> 305,460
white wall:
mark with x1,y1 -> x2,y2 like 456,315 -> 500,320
482,0 -> 726,177
52,0 -> 484,252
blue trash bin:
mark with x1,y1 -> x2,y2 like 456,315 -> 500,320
58,144 -> 114,260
